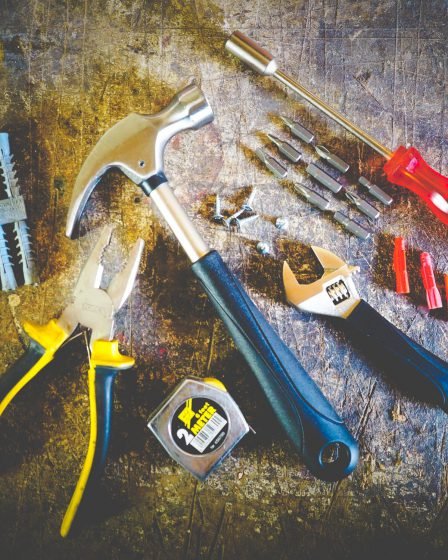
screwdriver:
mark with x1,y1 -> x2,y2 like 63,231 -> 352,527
226,31 -> 448,225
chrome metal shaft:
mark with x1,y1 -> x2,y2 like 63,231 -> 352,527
275,71 -> 392,159
145,182 -> 210,263
226,31 -> 393,160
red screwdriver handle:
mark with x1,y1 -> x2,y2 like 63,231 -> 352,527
384,146 -> 448,225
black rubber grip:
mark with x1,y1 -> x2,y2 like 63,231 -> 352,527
345,300 -> 448,412
192,251 -> 358,481
61,366 -> 118,537
0,340 -> 46,411
61,366 -> 120,537
86,366 -> 119,488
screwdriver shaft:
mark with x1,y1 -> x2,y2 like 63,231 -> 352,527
274,70 -> 392,160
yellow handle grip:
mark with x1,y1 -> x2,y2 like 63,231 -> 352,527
0,320 -> 69,415
60,340 -> 133,538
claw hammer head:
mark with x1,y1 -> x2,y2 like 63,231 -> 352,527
283,246 -> 361,318
66,84 -> 214,237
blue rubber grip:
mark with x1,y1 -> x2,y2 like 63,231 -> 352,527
345,300 -> 448,412
86,366 -> 118,487
65,367 -> 118,529
61,366 -> 119,536
191,251 -> 358,481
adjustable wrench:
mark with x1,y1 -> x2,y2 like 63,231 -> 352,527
283,246 -> 448,412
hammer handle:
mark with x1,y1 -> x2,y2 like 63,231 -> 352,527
192,251 -> 358,481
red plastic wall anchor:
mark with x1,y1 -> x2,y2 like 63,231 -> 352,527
384,146 -> 448,225
420,252 -> 442,310
393,237 -> 410,294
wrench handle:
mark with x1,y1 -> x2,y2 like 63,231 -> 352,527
345,300 -> 448,412
192,251 -> 358,481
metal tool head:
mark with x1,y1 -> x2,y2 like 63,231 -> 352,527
59,225 -> 144,344
66,84 -> 214,237
283,246 -> 360,318
225,31 -> 277,76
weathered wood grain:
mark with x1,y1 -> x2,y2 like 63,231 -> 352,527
0,1 -> 447,558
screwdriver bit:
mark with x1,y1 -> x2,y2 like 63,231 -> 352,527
306,163 -> 343,194
255,148 -> 288,179
294,183 -> 330,211
267,134 -> 301,163
333,211 -> 372,240
280,116 -> 315,144
358,176 -> 393,206
345,191 -> 380,220
314,145 -> 350,173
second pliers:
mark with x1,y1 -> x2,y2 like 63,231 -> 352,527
0,225 -> 144,536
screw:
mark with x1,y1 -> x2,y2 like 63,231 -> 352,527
242,187 -> 257,212
256,241 -> 270,255
239,214 -> 259,228
275,217 -> 289,231
225,207 -> 245,228
213,194 -> 224,221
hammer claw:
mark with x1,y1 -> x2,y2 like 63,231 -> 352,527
66,84 -> 214,238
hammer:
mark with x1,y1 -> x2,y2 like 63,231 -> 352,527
66,84 -> 358,481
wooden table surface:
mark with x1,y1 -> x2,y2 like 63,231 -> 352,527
0,1 -> 447,559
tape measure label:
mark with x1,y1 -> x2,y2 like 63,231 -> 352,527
171,397 -> 229,455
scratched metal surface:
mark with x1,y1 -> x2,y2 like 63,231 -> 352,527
0,1 -> 447,559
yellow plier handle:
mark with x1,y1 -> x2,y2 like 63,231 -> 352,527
60,339 -> 134,538
0,320 -> 70,415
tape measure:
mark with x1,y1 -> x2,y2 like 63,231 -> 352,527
147,377 -> 249,480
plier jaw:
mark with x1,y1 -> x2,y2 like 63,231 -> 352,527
283,246 -> 361,319
59,225 -> 144,346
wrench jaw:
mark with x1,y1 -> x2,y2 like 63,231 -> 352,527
283,247 -> 361,319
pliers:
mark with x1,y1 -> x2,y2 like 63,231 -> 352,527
0,225 -> 144,537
